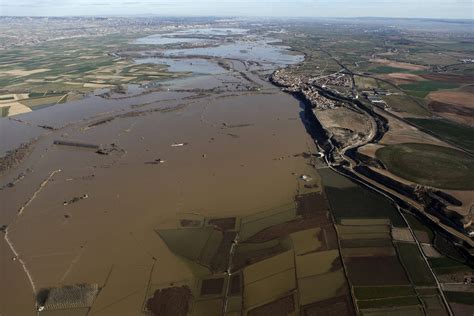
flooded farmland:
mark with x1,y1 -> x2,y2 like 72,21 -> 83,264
0,28 -> 335,315
2,15 -> 473,316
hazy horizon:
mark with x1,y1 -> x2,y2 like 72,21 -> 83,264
0,0 -> 473,19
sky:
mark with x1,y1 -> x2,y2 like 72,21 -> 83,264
0,0 -> 473,19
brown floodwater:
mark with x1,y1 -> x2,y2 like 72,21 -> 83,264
0,66 -> 318,314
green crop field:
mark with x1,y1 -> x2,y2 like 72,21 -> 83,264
357,296 -> 420,309
406,118 -> 474,153
396,243 -> 436,286
399,81 -> 459,98
376,143 -> 474,190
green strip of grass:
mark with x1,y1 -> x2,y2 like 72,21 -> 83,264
400,80 -> 459,98
400,80 -> 459,92
357,296 -> 420,309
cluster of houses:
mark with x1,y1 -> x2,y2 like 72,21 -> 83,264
310,73 -> 352,88
272,69 -> 401,113
271,69 -> 308,92
271,70 -> 342,110
302,87 -> 338,110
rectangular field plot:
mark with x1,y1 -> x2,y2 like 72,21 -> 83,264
243,269 -> 296,309
396,243 -> 436,286
243,250 -> 294,284
295,250 -> 340,278
290,228 -> 323,255
391,227 -> 415,242
337,225 -> 390,235
243,250 -> 296,309
247,294 -> 296,316
357,296 -> 421,309
337,224 -> 391,244
239,206 -> 297,241
323,185 -> 406,227
342,247 -> 396,257
360,305 -> 424,316
298,270 -> 347,305
301,295 -> 355,316
232,239 -> 288,271
340,232 -> 391,241
295,192 -> 329,218
340,219 -> 391,226
354,286 -> 416,300
346,256 -> 410,286
340,239 -> 393,248
191,298 -> 223,316
199,277 -> 226,297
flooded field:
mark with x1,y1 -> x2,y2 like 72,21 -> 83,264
0,29 -> 327,315
0,86 -> 317,315
135,57 -> 226,75
135,28 -> 249,46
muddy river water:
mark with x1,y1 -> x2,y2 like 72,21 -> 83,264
0,29 -> 316,315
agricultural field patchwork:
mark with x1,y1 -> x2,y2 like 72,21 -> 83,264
0,34 -> 186,116
150,189 -> 355,315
